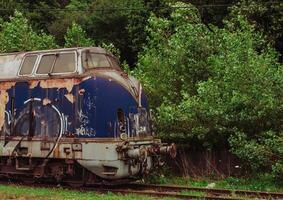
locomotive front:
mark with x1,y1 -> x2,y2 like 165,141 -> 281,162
0,47 -> 175,184
76,48 -> 176,180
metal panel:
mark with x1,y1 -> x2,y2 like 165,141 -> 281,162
0,54 -> 22,79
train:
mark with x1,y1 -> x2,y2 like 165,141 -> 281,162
0,47 -> 176,186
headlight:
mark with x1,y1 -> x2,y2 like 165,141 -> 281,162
120,132 -> 128,140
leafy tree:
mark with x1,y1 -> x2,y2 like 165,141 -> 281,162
185,0 -> 234,27
0,0 -> 23,21
48,0 -> 92,46
135,2 -> 214,109
99,43 -> 121,59
0,0 -> 191,65
0,11 -> 57,53
21,0 -> 63,32
64,22 -> 121,60
64,22 -> 93,47
84,0 -> 170,66
83,0 -> 140,65
229,0 -> 283,59
134,2 -> 283,179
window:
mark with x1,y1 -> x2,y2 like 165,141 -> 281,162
37,54 -> 56,74
82,52 -> 112,69
36,52 -> 76,75
108,56 -> 119,68
19,55 -> 37,75
53,53 -> 76,73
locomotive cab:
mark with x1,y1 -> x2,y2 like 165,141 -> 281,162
0,47 -> 175,184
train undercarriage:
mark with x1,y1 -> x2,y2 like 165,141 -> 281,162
0,137 -> 176,186
0,157 -> 103,186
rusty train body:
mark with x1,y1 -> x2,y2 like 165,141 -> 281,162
0,47 -> 175,185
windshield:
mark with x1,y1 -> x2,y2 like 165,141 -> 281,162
36,52 -> 76,75
82,51 -> 120,70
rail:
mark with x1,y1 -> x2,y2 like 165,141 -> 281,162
0,179 -> 282,199
98,183 -> 283,199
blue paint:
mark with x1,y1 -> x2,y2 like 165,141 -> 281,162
14,82 -> 29,115
4,75 -> 150,138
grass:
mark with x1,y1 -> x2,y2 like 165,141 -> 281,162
147,173 -> 283,192
0,184 -> 157,200
0,173 -> 282,200
180,190 -> 206,197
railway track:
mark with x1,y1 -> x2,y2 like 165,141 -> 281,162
96,183 -> 283,199
0,179 -> 282,199
94,186 -> 238,199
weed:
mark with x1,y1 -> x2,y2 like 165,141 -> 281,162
147,173 -> 283,192
0,184 -> 155,200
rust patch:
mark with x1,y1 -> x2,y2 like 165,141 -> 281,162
64,93 -> 75,104
53,146 -> 60,158
82,76 -> 92,81
43,98 -> 51,105
78,89 -> 85,95
29,80 -> 40,89
0,82 -> 15,131
40,78 -> 81,93
0,82 -> 16,90
0,91 -> 9,131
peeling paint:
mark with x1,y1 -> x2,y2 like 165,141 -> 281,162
29,81 -> 40,89
78,89 -> 85,95
0,76 -> 93,131
0,82 -> 16,90
53,146 -> 60,157
64,93 -> 75,104
43,98 -> 51,105
0,82 -> 15,131
40,78 -> 81,93
82,76 -> 92,81
0,91 -> 9,131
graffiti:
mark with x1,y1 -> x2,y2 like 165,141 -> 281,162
1,91 -> 97,138
75,126 -> 95,137
1,111 -> 12,135
84,93 -> 95,110
75,110 -> 96,137
3,98 -> 64,138
4,111 -> 12,125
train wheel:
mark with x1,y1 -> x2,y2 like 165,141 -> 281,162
65,163 -> 86,187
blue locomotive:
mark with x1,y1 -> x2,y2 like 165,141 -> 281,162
0,47 -> 176,185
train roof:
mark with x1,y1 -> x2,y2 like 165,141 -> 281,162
0,47 -> 111,56
0,47 -> 116,81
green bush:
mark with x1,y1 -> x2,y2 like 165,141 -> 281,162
134,2 -> 283,180
64,22 -> 94,47
0,11 -> 57,52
